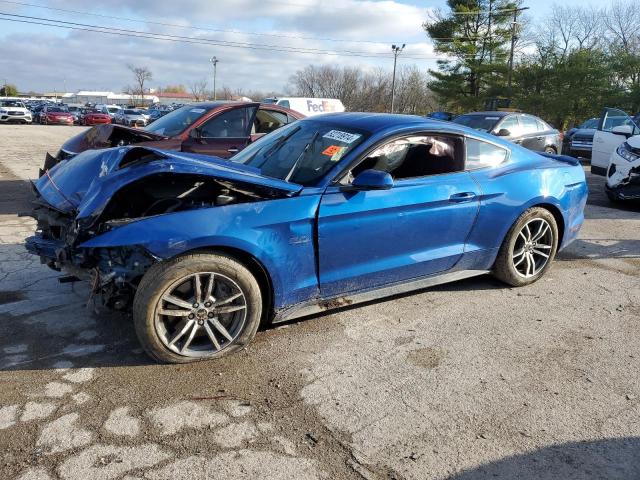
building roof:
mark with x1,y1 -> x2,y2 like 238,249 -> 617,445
155,92 -> 196,99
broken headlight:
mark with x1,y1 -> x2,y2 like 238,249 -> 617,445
616,142 -> 640,163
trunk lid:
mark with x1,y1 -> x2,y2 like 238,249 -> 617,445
60,124 -> 167,156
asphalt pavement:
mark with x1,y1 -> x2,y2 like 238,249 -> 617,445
1,124 -> 639,480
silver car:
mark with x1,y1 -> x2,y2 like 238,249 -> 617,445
115,109 -> 148,127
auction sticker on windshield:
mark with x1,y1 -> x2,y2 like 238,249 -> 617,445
190,108 -> 206,114
323,130 -> 361,144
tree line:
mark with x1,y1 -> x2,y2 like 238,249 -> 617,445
426,0 -> 640,128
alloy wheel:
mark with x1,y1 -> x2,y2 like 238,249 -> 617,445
154,272 -> 247,357
512,218 -> 553,278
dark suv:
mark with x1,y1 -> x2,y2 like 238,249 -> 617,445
453,111 -> 561,154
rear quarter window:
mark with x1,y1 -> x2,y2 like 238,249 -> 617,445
466,138 -> 508,170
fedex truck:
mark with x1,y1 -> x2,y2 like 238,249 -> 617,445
272,97 -> 345,117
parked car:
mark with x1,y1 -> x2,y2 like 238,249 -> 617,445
39,105 -> 74,125
82,110 -> 112,126
67,105 -> 85,125
43,101 -> 305,170
452,111 -> 561,154
115,109 -> 148,127
26,113 -> 587,363
591,107 -> 640,176
605,135 -> 640,203
270,97 -> 345,117
95,104 -> 123,120
562,118 -> 598,158
0,99 -> 32,124
426,111 -> 454,121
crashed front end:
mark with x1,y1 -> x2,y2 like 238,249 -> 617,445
606,138 -> 640,201
26,146 -> 299,310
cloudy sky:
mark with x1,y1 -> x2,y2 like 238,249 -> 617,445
0,0 -> 602,95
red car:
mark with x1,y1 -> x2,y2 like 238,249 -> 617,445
82,110 -> 112,126
39,106 -> 74,125
47,102 -> 305,167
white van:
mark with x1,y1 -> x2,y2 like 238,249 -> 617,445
274,98 -> 345,117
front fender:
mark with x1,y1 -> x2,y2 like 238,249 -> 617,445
79,195 -> 321,309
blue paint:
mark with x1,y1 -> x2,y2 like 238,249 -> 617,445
28,114 -> 588,315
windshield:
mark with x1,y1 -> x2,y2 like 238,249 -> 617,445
144,104 -> 209,136
48,106 -> 68,113
1,100 -> 25,108
231,120 -> 368,186
453,114 -> 502,132
580,118 -> 598,129
107,107 -> 120,113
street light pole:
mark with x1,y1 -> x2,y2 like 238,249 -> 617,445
210,56 -> 219,100
507,7 -> 529,91
390,44 -> 405,114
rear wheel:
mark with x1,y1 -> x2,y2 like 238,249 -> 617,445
493,207 -> 558,287
133,253 -> 262,363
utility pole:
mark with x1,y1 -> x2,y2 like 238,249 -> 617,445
390,43 -> 405,114
507,6 -> 529,90
209,56 -> 219,100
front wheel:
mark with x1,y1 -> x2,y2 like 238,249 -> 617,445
544,146 -> 556,154
493,207 -> 559,287
133,253 -> 263,363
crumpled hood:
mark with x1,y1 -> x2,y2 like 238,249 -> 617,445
35,146 -> 303,218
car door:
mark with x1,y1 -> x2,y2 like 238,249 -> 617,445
494,115 -> 521,144
317,133 -> 480,298
181,106 -> 257,158
592,108 -> 640,175
518,115 -> 544,151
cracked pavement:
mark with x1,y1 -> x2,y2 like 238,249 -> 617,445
1,124 -> 640,480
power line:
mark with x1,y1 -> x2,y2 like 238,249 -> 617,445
0,12 -> 490,60
0,0 -> 402,45
0,0 -> 508,46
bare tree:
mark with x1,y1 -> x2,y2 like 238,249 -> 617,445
289,64 -> 435,114
189,79 -> 208,102
127,64 -> 153,104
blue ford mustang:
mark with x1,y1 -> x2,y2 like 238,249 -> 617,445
27,113 -> 588,363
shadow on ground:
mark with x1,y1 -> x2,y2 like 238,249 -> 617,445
450,438 -> 640,479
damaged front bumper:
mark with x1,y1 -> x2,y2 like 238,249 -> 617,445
25,230 -> 158,309
606,141 -> 640,201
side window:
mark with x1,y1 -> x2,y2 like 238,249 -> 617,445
350,135 -> 464,181
498,116 -> 520,135
601,108 -> 640,134
466,138 -> 508,170
200,107 -> 254,138
520,115 -> 539,134
536,119 -> 549,131
278,100 -> 290,109
254,109 -> 288,134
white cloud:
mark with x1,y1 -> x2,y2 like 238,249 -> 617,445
1,0 -> 439,93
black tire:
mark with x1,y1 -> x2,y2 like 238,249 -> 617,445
606,190 -> 622,204
133,253 -> 263,364
493,207 -> 559,287
544,146 -> 556,154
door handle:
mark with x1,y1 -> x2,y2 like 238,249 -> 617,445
449,192 -> 476,202
227,147 -> 239,154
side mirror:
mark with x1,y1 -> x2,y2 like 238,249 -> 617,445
344,169 -> 394,191
189,127 -> 202,139
496,128 -> 511,137
612,125 -> 633,138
